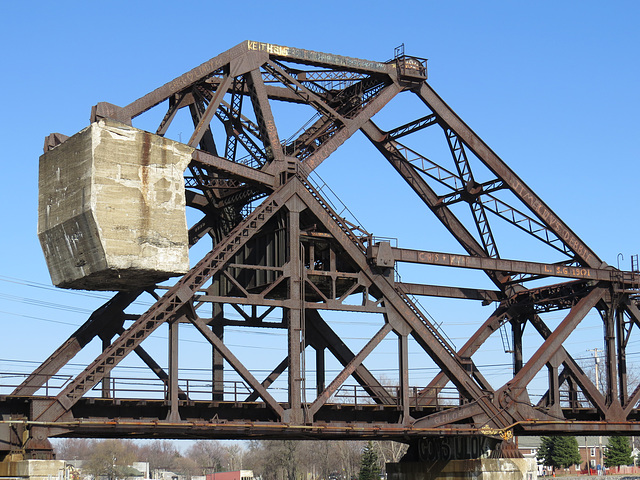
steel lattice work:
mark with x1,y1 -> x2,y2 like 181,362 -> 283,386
2,41 -> 640,457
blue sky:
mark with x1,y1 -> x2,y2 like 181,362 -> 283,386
1,2 -> 639,405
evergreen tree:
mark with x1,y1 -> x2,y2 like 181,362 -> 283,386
537,436 -> 582,469
605,436 -> 633,467
537,437 -> 554,467
359,441 -> 380,480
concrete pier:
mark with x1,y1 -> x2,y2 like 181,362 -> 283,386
0,459 -> 65,480
387,458 -> 537,480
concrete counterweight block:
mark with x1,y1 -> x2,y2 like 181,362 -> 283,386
38,119 -> 192,290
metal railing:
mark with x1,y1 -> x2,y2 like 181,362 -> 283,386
333,383 -> 461,407
3,372 -> 471,409
93,377 -> 253,402
0,372 -> 73,396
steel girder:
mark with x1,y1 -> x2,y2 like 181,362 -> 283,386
3,41 -> 640,454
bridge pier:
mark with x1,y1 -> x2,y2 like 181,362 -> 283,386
387,458 -> 536,480
387,438 -> 537,480
0,459 -> 65,480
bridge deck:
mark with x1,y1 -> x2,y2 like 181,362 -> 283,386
2,395 -> 638,440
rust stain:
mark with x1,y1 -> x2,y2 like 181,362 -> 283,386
140,132 -> 151,233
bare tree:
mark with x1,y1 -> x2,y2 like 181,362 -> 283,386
243,440 -> 299,480
137,440 -> 181,472
171,456 -> 202,480
185,440 -> 229,474
226,443 -> 244,471
53,438 -> 96,460
373,441 -> 408,467
83,440 -> 138,480
338,441 -> 364,480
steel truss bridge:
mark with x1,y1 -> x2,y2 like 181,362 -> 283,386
2,41 -> 640,458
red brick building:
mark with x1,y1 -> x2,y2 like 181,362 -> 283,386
206,470 -> 254,480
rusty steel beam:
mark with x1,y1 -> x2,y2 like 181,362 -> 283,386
372,245 -> 630,283
305,310 -> 396,405
256,41 -> 394,75
244,356 -> 289,402
397,282 -> 502,302
11,290 -> 142,396
188,315 -> 285,418
502,286 -> 606,397
418,305 -> 509,404
246,68 -> 285,164
122,43 -> 247,120
191,149 -> 275,187
308,323 -> 393,417
361,120 -> 512,293
302,82 -> 402,172
526,314 -> 609,415
294,176 -> 512,429
415,82 -> 603,269
189,74 -> 233,148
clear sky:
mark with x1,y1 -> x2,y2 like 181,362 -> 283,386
1,1 -> 639,407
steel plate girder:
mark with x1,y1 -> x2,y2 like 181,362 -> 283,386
397,282 -> 502,302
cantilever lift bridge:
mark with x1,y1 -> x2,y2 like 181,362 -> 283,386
1,41 -> 639,459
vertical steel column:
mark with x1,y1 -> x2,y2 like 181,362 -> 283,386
605,304 -> 619,405
286,196 -> 305,424
617,308 -> 628,405
212,237 -> 225,402
512,319 -> 524,375
316,345 -> 325,396
168,318 -> 180,421
548,364 -> 560,409
398,333 -> 410,423
212,321 -> 224,401
101,336 -> 112,399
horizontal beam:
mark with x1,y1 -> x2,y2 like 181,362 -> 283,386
5,397 -> 639,439
371,244 -> 629,283
249,40 -> 394,75
397,282 -> 502,302
191,149 -> 275,188
196,294 -> 386,313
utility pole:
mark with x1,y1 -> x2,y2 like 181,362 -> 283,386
589,348 -> 601,391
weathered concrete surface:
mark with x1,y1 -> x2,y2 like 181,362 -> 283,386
0,459 -> 65,480
387,458 -> 537,480
38,119 -> 192,290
